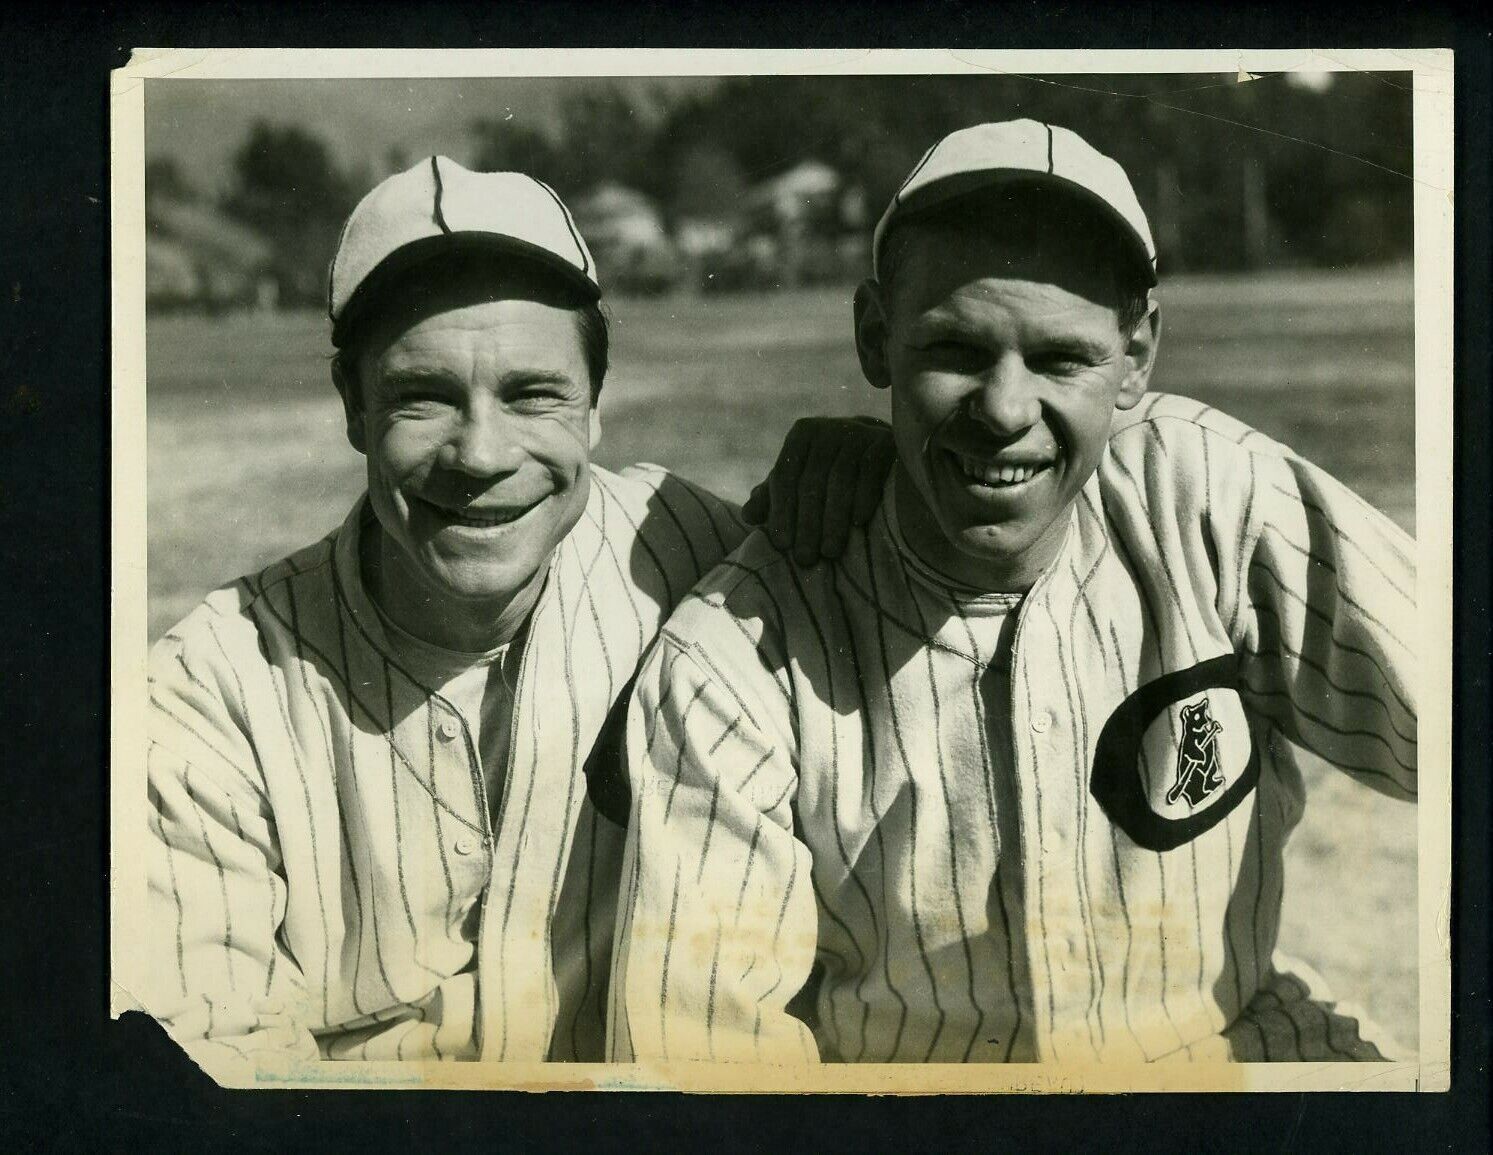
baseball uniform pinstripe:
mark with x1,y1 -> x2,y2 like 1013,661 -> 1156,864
143,463 -> 744,1066
610,393 -> 1415,1064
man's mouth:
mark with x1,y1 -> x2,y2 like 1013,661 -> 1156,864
416,495 -> 540,528
950,451 -> 1055,490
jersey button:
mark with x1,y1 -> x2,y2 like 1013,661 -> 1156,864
438,718 -> 460,742
1031,710 -> 1053,734
454,835 -> 479,856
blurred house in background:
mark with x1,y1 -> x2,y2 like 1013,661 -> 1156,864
674,216 -> 736,281
699,160 -> 871,293
570,183 -> 681,295
146,192 -> 277,313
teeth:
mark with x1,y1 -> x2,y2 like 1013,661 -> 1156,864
956,454 -> 1048,487
447,507 -> 521,527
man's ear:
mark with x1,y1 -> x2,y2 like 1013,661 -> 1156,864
331,356 -> 367,454
1115,298 -> 1161,412
853,279 -> 893,391
588,405 -> 603,451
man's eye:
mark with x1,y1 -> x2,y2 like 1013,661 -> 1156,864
392,392 -> 453,409
1032,352 -> 1096,374
510,387 -> 570,408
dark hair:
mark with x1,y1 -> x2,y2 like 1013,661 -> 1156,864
333,251 -> 610,407
573,299 -> 610,403
877,185 -> 1153,336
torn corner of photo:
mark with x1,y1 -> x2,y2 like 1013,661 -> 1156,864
108,47 -> 1453,1095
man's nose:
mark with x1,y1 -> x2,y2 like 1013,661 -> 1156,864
439,404 -> 525,478
967,352 -> 1042,435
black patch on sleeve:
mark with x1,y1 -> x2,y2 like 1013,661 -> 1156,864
582,673 -> 635,828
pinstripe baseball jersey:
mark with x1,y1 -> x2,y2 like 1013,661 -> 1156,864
610,393 -> 1415,1064
142,463 -> 744,1066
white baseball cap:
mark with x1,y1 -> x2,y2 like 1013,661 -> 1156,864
328,156 -> 600,346
872,119 -> 1158,286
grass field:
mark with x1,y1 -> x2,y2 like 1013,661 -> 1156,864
143,265 -> 1419,1055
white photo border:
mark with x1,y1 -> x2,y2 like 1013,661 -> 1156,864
109,47 -> 1454,1093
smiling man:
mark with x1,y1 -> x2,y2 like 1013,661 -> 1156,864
139,158 -> 892,1068
611,121 -> 1417,1065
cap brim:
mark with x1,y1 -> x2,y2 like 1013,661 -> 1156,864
893,169 -> 1158,287
332,232 -> 601,348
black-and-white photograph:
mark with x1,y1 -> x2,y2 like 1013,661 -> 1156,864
110,50 -> 1451,1091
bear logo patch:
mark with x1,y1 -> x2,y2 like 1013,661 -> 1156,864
1166,697 -> 1225,808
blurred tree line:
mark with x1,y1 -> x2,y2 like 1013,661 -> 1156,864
467,72 -> 1412,272
159,71 -> 1413,306
221,123 -> 364,304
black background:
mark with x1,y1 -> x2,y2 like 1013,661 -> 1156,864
0,3 -> 1487,1149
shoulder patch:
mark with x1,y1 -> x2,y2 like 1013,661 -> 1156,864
1091,654 -> 1260,852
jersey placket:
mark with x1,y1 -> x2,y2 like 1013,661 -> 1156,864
1005,566 -> 1096,1062
473,581 -> 550,1061
429,696 -> 494,932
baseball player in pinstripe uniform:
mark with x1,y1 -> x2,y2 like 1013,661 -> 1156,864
138,157 -> 893,1067
611,121 -> 1416,1064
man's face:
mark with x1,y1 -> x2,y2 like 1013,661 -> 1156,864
340,262 -> 599,633
857,212 -> 1157,591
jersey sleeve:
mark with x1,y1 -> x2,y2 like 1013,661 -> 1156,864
618,462 -> 750,565
1234,448 -> 1417,798
142,627 -> 321,1065
608,620 -> 819,1065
